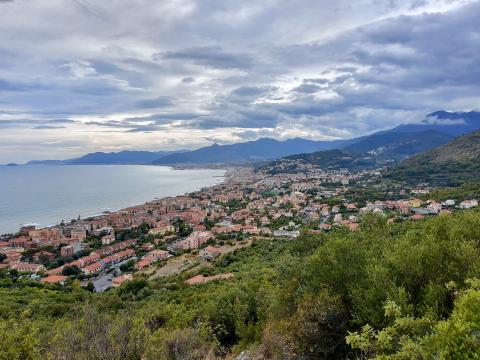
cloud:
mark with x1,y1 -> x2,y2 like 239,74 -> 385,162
135,97 -> 174,109
155,46 -> 254,69
33,125 -> 66,129
0,0 -> 479,162
181,77 -> 195,83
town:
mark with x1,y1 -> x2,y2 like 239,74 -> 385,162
1,164 -> 478,291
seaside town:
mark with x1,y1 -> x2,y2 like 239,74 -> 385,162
1,165 -> 478,291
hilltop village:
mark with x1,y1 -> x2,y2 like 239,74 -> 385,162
0,165 -> 478,291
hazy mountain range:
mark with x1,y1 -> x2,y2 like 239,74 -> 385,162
14,111 -> 480,166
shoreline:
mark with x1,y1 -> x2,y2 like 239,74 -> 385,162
0,166 -> 231,236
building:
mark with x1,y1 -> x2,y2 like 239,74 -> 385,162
112,274 -> 133,287
101,234 -> 115,245
200,246 -> 221,261
273,230 -> 300,238
11,262 -> 45,273
41,275 -> 68,285
135,249 -> 169,270
459,199 -> 478,209
83,261 -> 104,275
174,231 -> 212,250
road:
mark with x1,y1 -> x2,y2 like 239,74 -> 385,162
82,257 -> 137,292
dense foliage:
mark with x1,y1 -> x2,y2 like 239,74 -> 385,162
1,209 -> 480,359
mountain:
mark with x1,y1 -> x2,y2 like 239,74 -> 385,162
25,150 -> 185,166
20,111 -> 480,166
154,111 -> 480,165
152,137 -> 357,165
26,159 -> 66,166
387,130 -> 480,186
393,110 -> 480,136
66,150 -> 183,165
261,149 -> 382,174
345,130 -> 453,160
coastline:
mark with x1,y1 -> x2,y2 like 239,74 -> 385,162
0,165 -> 229,235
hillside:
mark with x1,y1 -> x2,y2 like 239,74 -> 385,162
387,130 -> 480,185
345,130 -> 452,160
2,211 -> 480,359
264,149 -> 381,174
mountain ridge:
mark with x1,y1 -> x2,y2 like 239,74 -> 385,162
15,110 -> 480,166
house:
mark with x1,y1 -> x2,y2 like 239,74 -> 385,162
78,253 -> 101,267
11,262 -> 45,273
175,231 -> 212,250
193,224 -> 206,232
101,234 -> 115,245
273,230 -> 300,238
242,225 -> 260,235
459,199 -> 479,209
41,275 -> 68,285
134,249 -> 169,270
427,201 -> 442,214
112,274 -> 133,287
60,245 -> 74,257
83,261 -> 104,275
135,259 -> 151,270
443,199 -> 456,207
411,214 -> 425,221
149,222 -> 174,236
8,236 -> 32,248
60,242 -> 85,257
200,246 -> 221,261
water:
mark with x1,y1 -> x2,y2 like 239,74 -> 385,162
0,165 -> 225,234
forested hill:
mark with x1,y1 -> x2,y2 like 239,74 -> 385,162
2,210 -> 480,359
387,130 -> 480,186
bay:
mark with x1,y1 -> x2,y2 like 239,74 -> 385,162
0,165 -> 225,234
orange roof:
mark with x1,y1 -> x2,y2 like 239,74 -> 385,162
41,275 -> 68,284
203,246 -> 221,254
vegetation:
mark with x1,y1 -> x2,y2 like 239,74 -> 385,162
1,210 -> 480,359
387,130 -> 480,186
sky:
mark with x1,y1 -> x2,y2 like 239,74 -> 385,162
0,0 -> 479,163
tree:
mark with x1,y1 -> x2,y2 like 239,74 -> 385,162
62,265 -> 81,277
84,282 -> 95,293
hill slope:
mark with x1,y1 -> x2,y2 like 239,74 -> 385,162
387,130 -> 480,185
263,149 -> 381,174
345,130 -> 453,160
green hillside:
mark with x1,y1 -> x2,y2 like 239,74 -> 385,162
387,130 -> 480,186
2,211 -> 480,359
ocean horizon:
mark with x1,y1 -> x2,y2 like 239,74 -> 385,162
0,165 -> 225,234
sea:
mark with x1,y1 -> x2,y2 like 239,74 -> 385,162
0,165 -> 225,234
